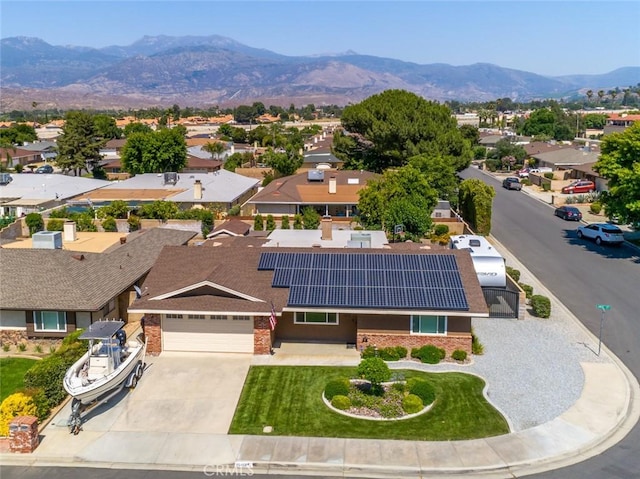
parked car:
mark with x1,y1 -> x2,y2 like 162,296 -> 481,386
562,180 -> 595,194
35,164 -> 54,174
502,177 -> 522,191
554,206 -> 583,221
576,223 -> 624,246
518,168 -> 530,178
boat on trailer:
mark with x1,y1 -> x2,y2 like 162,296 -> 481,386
63,320 -> 146,434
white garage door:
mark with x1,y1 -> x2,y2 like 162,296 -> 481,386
163,316 -> 254,353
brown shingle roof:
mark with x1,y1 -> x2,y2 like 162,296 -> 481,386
207,219 -> 251,238
0,228 -> 195,311
129,245 -> 487,316
247,170 -> 377,205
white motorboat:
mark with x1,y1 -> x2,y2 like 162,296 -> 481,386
63,320 -> 146,433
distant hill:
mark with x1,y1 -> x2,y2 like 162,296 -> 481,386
1,35 -> 638,110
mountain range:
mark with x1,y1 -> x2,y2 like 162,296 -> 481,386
1,35 -> 638,111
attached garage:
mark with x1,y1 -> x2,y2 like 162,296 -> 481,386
162,315 -> 254,353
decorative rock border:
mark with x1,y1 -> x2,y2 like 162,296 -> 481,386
323,380 -> 434,421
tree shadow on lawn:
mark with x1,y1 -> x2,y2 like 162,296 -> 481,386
229,366 -> 509,441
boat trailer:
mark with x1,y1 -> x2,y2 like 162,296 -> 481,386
67,361 -> 144,435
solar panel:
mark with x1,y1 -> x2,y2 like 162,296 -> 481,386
258,252 -> 280,270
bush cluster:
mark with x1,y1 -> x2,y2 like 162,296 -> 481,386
590,202 -> 602,214
101,216 -> 117,232
411,345 -> 445,364
531,295 -> 552,318
324,378 -> 350,400
506,266 -> 520,282
356,358 -> 391,387
451,350 -> 468,361
46,219 -> 64,231
542,183 -> 551,192
331,395 -> 351,410
543,172 -> 554,180
402,394 -> 424,414
0,393 -> 37,436
360,345 -> 407,361
471,330 -> 484,355
408,379 -> 436,405
433,224 -> 449,236
518,282 -> 534,299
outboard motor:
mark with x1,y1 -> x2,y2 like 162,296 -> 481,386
115,329 -> 127,348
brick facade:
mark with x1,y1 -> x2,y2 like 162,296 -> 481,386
143,314 -> 162,355
253,316 -> 272,355
9,416 -> 39,453
356,332 -> 472,357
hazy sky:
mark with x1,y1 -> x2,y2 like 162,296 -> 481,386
2,1 -> 639,76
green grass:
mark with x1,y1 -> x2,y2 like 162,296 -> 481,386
229,366 -> 509,441
0,358 -> 37,402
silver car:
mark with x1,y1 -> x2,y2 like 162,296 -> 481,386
576,223 -> 624,246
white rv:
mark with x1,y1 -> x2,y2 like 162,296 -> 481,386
449,235 -> 506,288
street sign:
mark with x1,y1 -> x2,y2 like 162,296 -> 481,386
597,304 -> 611,311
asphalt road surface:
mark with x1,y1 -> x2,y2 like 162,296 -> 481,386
461,167 -> 640,479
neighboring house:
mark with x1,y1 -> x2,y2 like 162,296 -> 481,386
129,242 -> 487,355
261,219 -> 389,248
302,144 -> 343,170
0,228 -> 195,341
604,113 -> 640,135
0,147 -> 42,168
20,141 -> 58,162
455,113 -> 480,127
244,169 -> 377,217
432,201 -> 452,219
72,171 -> 259,211
99,139 -> 127,160
523,141 -> 573,158
569,162 -> 608,191
0,173 -> 110,217
206,219 -> 251,239
531,148 -> 600,172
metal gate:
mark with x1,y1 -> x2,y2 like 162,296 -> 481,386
482,288 -> 519,318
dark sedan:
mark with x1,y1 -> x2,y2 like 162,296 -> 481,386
554,205 -> 583,221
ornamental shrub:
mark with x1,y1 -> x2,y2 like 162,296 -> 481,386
544,172 -> 554,180
227,205 -> 241,216
451,350 -> 468,362
506,266 -> 520,282
253,214 -> 264,231
590,202 -> 602,214
46,219 -> 64,231
471,330 -> 484,355
391,382 -> 406,393
411,345 -> 445,364
402,394 -> 424,414
360,345 -> 377,359
518,282 -> 534,299
281,215 -> 290,229
331,395 -> 351,411
356,357 -> 391,387
542,183 -> 551,192
0,393 -> 37,436
409,380 -> 436,405
379,401 -> 403,418
101,216 -> 117,232
127,214 -> 140,232
531,295 -> 552,318
18,388 -> 50,422
372,346 -> 408,361
265,214 -> 276,231
434,224 -> 449,236
293,214 -> 303,230
324,378 -> 350,400
25,213 -> 44,236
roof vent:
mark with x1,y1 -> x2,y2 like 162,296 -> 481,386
307,169 -> 324,182
163,172 -> 178,185
72,254 -> 85,261
469,239 -> 481,247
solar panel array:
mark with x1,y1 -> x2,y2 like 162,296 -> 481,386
259,252 -> 469,311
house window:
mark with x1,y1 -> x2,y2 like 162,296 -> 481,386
166,314 -> 183,319
411,315 -> 446,335
294,312 -> 338,325
33,311 -> 66,332
187,314 -> 206,320
232,315 -> 250,321
210,315 -> 228,320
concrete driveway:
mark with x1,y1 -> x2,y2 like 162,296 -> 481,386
46,353 -> 252,436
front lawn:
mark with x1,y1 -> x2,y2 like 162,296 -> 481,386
229,366 -> 509,441
0,358 -> 37,402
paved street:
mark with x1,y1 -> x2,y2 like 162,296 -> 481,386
461,167 -> 640,479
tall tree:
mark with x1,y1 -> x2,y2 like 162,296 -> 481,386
203,141 -> 226,160
597,90 -> 605,104
260,147 -> 303,177
593,122 -> 640,224
334,90 -> 472,173
357,165 -> 437,240
458,178 -> 496,235
94,114 -> 122,140
55,111 -> 104,176
123,122 -> 152,137
121,128 -> 187,174
586,90 -> 594,103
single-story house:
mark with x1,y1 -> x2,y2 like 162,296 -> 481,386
244,169 -> 377,217
206,219 -> 251,239
0,147 -> 42,168
0,173 -> 110,217
129,243 -> 488,356
20,141 -> 58,162
604,113 -> 639,135
72,171 -> 259,212
531,148 -> 600,171
0,228 -> 195,341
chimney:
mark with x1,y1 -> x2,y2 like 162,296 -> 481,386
329,176 -> 337,194
321,217 -> 332,241
194,180 -> 203,200
63,221 -> 76,242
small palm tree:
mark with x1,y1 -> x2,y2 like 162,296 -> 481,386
608,89 -> 618,104
597,90 -> 605,104
586,90 -> 594,103
203,141 -> 226,160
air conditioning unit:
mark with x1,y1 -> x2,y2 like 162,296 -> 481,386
163,172 -> 178,185
32,231 -> 63,249
307,169 -> 324,182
